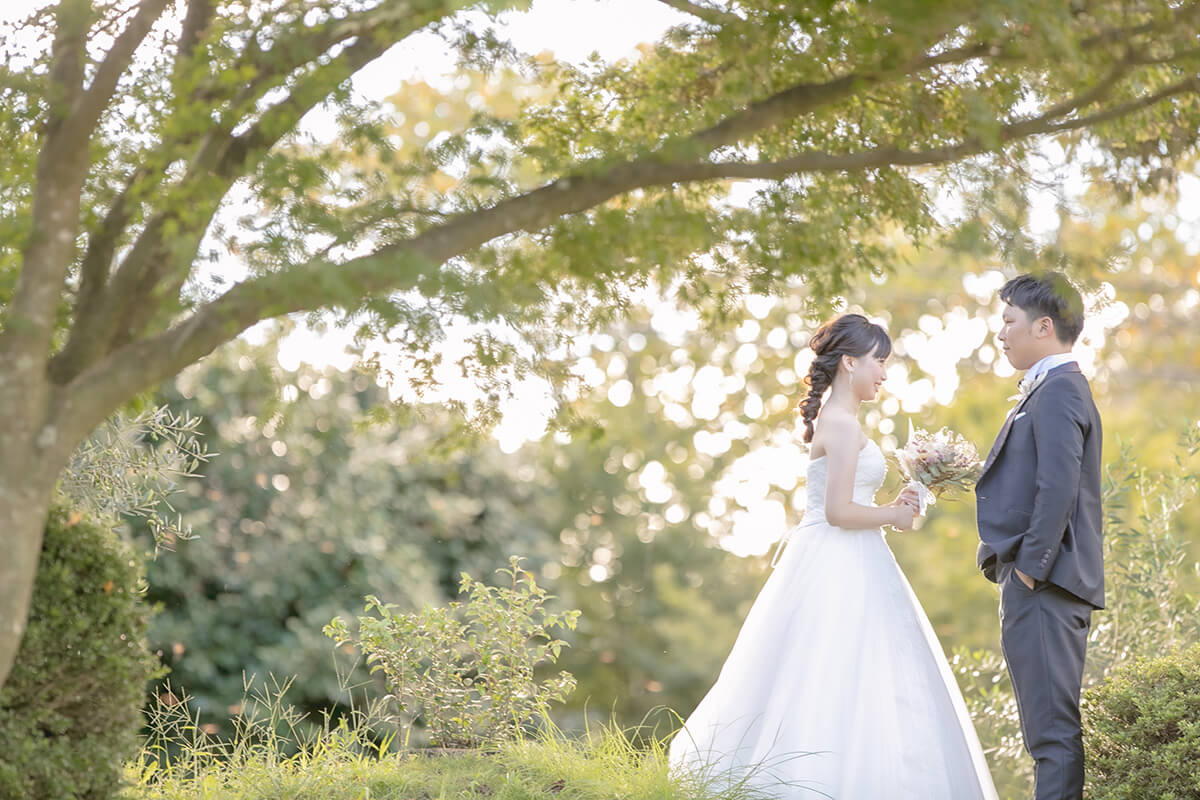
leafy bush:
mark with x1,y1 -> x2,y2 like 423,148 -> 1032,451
325,557 -> 580,748
1084,642 -> 1200,799
0,507 -> 162,799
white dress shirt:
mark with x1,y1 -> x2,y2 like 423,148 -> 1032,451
1022,352 -> 1078,388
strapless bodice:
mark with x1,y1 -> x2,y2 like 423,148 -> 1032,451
803,439 -> 887,525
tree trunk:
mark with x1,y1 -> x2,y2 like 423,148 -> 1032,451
0,478 -> 57,690
0,378 -> 71,689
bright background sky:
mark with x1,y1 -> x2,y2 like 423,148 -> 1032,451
4,1 -> 1197,558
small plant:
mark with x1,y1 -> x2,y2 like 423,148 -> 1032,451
325,556 -> 580,748
59,405 -> 212,549
1084,642 -> 1200,799
129,674 -> 398,797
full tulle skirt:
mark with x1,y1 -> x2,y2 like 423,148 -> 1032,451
669,520 -> 997,799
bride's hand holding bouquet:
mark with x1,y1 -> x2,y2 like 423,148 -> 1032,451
895,422 -> 982,517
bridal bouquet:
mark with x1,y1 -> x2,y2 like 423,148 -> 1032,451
896,422 -> 982,515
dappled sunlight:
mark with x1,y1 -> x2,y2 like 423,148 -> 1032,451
248,257 -> 1153,561
501,266 -> 1141,557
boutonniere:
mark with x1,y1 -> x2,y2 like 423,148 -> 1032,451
1006,371 -> 1047,404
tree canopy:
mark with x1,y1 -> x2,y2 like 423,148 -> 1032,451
2,0 -> 1200,686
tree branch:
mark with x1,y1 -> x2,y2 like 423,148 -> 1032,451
68,0 -> 172,152
682,41 -> 992,156
106,31 -> 399,332
1032,54 -> 1134,125
675,75 -> 1200,182
202,1 -> 439,120
682,3 -> 1199,160
0,0 -> 90,371
1081,1 -> 1200,50
1129,46 -> 1200,67
176,0 -> 213,59
68,0 -> 211,334
55,0 -> 214,382
15,0 -> 170,382
45,0 -> 88,127
54,3 -> 1200,431
51,1 -> 458,383
1038,76 -> 1200,136
67,166 -> 151,344
655,0 -> 741,27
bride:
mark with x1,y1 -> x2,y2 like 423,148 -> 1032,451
669,313 -> 997,799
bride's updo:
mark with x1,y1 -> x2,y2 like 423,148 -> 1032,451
799,313 -> 892,443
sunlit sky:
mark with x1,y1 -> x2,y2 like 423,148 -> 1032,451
4,1 -> 1199,560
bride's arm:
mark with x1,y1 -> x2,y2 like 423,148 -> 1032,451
821,414 -> 915,531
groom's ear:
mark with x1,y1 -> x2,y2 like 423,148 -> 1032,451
1033,315 -> 1055,340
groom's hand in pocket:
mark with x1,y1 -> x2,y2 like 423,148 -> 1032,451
1015,568 -> 1036,590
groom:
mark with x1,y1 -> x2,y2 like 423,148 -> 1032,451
975,272 -> 1104,800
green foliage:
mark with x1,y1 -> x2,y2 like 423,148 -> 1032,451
126,680 -> 764,800
59,404 -> 212,548
138,675 -> 396,781
950,645 -> 1030,797
7,0 -> 1200,446
141,342 -> 560,736
1084,643 -> 1200,800
1088,425 -> 1200,679
326,557 -> 579,748
0,506 -> 161,800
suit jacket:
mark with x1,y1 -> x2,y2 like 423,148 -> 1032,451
976,362 -> 1105,609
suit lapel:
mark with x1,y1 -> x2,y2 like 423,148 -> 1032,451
980,362 -> 1081,478
981,394 -> 1032,476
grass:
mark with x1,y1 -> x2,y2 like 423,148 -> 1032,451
122,724 -> 782,800
121,682 -> 776,800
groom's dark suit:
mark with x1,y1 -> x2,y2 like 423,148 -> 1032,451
976,362 -> 1103,800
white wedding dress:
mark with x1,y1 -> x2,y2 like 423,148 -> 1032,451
670,440 -> 997,799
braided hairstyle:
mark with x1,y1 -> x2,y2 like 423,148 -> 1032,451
799,313 -> 892,443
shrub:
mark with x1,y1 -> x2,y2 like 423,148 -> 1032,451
325,556 -> 579,748
0,507 -> 161,799
1084,642 -> 1200,800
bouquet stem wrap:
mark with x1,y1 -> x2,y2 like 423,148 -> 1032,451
906,479 -> 937,516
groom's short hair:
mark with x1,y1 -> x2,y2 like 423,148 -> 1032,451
1000,272 -> 1085,345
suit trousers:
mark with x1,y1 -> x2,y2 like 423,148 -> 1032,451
998,562 -> 1091,800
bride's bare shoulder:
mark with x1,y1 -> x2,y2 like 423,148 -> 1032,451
810,410 -> 863,460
